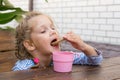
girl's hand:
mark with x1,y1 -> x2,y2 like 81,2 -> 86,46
63,31 -> 86,51
63,31 -> 98,56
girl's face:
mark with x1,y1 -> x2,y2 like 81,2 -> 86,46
28,15 -> 60,55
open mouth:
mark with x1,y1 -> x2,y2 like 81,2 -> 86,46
50,38 -> 57,46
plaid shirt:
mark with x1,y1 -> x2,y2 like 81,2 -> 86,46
12,49 -> 103,71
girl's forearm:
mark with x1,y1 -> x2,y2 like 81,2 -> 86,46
80,43 -> 98,56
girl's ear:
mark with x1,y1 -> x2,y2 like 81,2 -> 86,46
23,40 -> 36,51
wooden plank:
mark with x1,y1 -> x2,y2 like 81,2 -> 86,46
0,65 -> 119,80
0,57 -> 120,80
0,51 -> 17,72
0,41 -> 15,51
0,30 -> 15,51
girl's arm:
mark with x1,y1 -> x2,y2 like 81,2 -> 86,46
63,31 -> 103,65
63,31 -> 98,56
73,49 -> 103,65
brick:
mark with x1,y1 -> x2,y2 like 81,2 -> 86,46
100,25 -> 113,31
114,0 -> 120,4
76,1 -> 87,6
62,18 -> 72,23
91,36 -> 97,41
94,6 -> 107,12
94,19 -> 106,24
76,13 -> 87,18
88,12 -> 99,18
94,31 -> 106,36
83,18 -> 93,24
108,5 -> 120,11
72,7 -> 82,12
76,24 -> 87,29
62,8 -> 71,12
107,31 -> 120,38
103,37 -> 110,43
66,23 -> 77,29
110,38 -> 117,43
71,18 -> 82,23
114,25 -> 120,31
107,19 -> 120,25
114,12 -> 120,18
82,35 -> 91,40
87,0 -> 99,6
100,12 -> 113,18
72,29 -> 82,34
82,30 -> 93,35
96,36 -> 104,41
87,24 -> 99,30
66,1 -> 76,7
100,0 -> 114,5
82,7 -> 94,12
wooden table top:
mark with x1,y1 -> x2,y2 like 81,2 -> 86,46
0,57 -> 120,80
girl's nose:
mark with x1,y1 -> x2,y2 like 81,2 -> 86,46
50,29 -> 57,36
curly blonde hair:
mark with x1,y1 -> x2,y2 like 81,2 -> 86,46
15,11 -> 44,60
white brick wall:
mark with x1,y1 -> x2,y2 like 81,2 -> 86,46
34,0 -> 120,45
1,0 -> 120,45
10,0 -> 29,11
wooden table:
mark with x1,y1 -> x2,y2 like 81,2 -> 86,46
0,57 -> 120,80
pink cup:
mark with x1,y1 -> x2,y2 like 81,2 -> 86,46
52,51 -> 74,72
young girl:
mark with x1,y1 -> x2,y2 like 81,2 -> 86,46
12,11 -> 103,71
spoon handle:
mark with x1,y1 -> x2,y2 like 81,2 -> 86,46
51,38 -> 64,46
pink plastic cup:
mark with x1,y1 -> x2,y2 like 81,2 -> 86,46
52,51 -> 74,72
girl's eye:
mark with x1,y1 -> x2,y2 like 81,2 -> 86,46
40,30 -> 46,33
51,27 -> 55,30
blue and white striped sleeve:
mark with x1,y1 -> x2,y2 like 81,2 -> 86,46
73,49 -> 103,65
12,59 -> 35,71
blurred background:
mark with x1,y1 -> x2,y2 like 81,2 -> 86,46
0,0 -> 120,45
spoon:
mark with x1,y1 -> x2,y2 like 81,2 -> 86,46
51,38 -> 64,46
